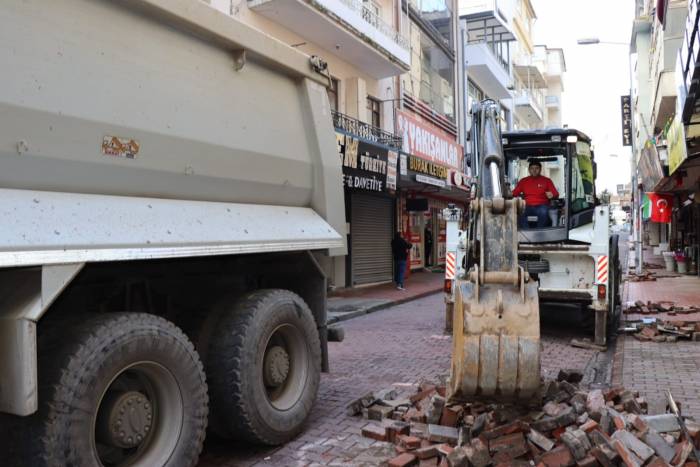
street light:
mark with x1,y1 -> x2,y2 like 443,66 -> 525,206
577,36 -> 643,274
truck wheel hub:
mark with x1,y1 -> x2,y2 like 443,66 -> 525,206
263,345 -> 290,387
102,391 -> 153,449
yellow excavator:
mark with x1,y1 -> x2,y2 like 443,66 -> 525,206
445,100 -> 541,401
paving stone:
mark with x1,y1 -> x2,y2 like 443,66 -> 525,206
527,429 -> 555,452
640,414 -> 680,433
362,424 -> 388,441
466,438 -> 491,467
388,452 -> 418,467
426,395 -> 446,424
611,429 -> 654,462
560,429 -> 590,461
489,432 -> 528,461
427,424 -> 459,445
537,445 -> 575,467
586,389 -> 606,419
612,438 -> 642,467
640,429 -> 675,463
368,404 -> 395,421
590,446 -> 617,467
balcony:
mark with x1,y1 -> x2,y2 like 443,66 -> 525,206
514,88 -> 544,128
545,95 -> 560,108
678,0 -> 700,125
248,0 -> 410,78
461,9 -> 515,100
332,110 -> 402,149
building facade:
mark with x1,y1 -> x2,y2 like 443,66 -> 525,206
629,0 -> 700,274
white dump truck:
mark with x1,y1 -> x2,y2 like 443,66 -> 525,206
0,1 -> 346,465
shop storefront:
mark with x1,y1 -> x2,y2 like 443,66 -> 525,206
336,131 -> 399,286
395,109 -> 469,270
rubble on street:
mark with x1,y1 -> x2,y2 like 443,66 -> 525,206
624,301 -> 700,316
351,370 -> 700,466
619,318 -> 700,343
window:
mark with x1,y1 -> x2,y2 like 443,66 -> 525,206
327,77 -> 339,112
570,142 -> 595,214
406,24 -> 455,120
367,96 -> 381,128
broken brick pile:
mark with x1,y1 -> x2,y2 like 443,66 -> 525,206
621,319 -> 700,343
625,301 -> 700,316
351,370 -> 700,466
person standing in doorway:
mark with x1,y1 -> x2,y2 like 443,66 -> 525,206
424,225 -> 433,267
391,232 -> 412,290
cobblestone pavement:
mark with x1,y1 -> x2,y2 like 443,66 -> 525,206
198,293 -> 597,467
616,337 -> 700,420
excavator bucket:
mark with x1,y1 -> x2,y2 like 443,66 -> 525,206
449,278 -> 540,401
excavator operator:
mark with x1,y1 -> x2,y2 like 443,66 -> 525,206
512,160 -> 559,228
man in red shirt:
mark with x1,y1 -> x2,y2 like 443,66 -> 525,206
512,160 -> 559,228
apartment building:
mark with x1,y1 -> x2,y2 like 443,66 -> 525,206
533,45 -> 566,127
630,0 -> 700,271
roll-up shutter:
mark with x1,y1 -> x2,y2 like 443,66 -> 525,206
350,193 -> 393,285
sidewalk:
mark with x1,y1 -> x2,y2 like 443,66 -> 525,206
614,244 -> 700,419
327,269 -> 444,324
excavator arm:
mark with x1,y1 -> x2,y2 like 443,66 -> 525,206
447,101 -> 541,401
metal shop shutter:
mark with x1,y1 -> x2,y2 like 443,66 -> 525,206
350,193 -> 393,285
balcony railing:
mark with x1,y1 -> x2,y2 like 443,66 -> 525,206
332,110 -> 403,149
336,0 -> 410,50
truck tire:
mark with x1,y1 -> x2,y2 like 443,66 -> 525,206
205,289 -> 321,445
31,313 -> 208,467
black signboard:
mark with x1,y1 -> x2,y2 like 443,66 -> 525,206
336,132 -> 396,193
621,95 -> 632,146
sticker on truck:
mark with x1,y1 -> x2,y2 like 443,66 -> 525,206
102,136 -> 140,159
596,255 -> 608,284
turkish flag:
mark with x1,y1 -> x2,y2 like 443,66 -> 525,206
646,192 -> 673,223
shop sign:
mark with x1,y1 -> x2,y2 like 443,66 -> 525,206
408,155 -> 449,179
638,143 -> 665,192
668,102 -> 688,174
336,132 -> 391,193
396,109 -> 462,171
620,95 -> 632,146
416,174 -> 446,187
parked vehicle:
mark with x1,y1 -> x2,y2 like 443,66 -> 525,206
0,1 -> 345,465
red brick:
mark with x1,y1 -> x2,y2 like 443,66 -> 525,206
612,439 -> 642,467
439,406 -> 461,427
489,432 -> 528,461
537,445 -> 575,467
398,435 -> 422,450
436,444 -> 453,457
580,419 -> 598,433
388,453 -> 419,467
629,415 -> 648,433
576,455 -> 598,467
645,457 -> 671,467
414,445 -> 439,460
590,446 -> 617,467
362,424 -> 388,441
552,426 -> 566,440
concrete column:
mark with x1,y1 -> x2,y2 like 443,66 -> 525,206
345,77 -> 367,122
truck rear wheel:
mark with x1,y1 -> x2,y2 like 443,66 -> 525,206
205,289 -> 321,445
31,313 -> 208,467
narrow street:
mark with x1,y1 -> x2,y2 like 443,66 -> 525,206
198,293 -> 599,466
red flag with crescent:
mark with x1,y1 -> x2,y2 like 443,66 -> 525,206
646,192 -> 673,223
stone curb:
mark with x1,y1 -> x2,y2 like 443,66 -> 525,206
328,288 -> 442,325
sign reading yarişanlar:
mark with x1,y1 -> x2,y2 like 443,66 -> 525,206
336,132 -> 392,193
408,155 -> 448,179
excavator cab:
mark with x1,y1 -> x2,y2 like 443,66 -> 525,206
502,130 -> 597,242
